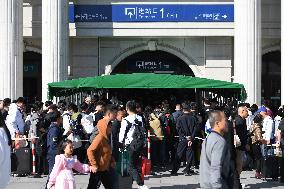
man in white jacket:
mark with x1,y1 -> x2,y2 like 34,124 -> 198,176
6,97 -> 26,138
258,106 -> 274,144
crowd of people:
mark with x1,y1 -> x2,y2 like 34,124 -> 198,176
0,95 -> 284,189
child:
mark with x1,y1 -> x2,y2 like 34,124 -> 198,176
47,111 -> 63,174
47,139 -> 91,189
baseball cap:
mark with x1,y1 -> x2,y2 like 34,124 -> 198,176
256,106 -> 267,113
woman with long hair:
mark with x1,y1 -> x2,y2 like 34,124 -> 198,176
250,114 -> 264,179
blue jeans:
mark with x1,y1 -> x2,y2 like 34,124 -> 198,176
261,144 -> 274,159
45,154 -> 56,189
47,154 -> 56,175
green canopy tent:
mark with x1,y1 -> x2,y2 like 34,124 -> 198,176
48,73 -> 247,101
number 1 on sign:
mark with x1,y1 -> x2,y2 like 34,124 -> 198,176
160,8 -> 164,18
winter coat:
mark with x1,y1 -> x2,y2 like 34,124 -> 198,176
87,118 -> 114,171
6,103 -> 25,138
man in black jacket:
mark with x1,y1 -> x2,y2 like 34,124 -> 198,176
234,104 -> 249,188
171,103 -> 197,176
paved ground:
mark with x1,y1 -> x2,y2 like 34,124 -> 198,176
6,168 -> 284,189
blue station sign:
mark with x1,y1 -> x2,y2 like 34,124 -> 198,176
69,4 -> 234,23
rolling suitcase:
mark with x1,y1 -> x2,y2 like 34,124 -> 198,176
262,156 -> 279,180
262,145 -> 279,180
13,147 -> 31,175
116,151 -> 132,189
11,152 -> 18,172
116,151 -> 130,177
118,174 -> 132,189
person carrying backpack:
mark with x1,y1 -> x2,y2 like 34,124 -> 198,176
119,100 -> 148,189
62,103 -> 85,162
160,107 -> 176,163
87,105 -> 118,189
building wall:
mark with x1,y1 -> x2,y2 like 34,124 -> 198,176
205,37 -> 232,81
261,0 -> 281,55
22,0 -> 280,83
99,37 -> 205,76
23,0 -> 281,38
66,36 -> 233,81
262,0 -> 281,39
69,38 -> 99,78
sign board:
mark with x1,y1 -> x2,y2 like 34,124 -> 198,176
69,4 -> 234,23
129,60 -> 173,72
23,63 -> 39,77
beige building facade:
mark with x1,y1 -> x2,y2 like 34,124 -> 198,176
0,0 -> 282,107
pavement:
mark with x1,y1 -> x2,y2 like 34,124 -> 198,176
6,167 -> 284,189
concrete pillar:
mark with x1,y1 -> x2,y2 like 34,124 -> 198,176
42,0 -> 69,101
0,0 -> 23,100
234,0 -> 262,105
281,0 -> 284,105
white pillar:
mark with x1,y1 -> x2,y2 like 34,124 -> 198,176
281,0 -> 284,105
234,0 -> 262,105
42,0 -> 69,101
0,0 -> 23,100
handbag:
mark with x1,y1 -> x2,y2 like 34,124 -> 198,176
14,133 -> 28,149
233,121 -> 242,148
275,147 -> 282,157
141,156 -> 151,181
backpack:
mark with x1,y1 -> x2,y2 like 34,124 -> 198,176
89,126 -> 99,143
161,114 -> 174,137
122,118 -> 146,153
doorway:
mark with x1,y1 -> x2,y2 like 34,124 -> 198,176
23,51 -> 42,103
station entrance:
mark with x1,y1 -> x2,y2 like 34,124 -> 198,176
112,50 -> 195,76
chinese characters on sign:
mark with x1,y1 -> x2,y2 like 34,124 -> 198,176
74,13 -> 108,21
123,7 -> 178,21
69,5 -> 112,22
69,4 -> 234,23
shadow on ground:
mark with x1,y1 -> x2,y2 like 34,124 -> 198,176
150,184 -> 200,189
246,182 -> 284,189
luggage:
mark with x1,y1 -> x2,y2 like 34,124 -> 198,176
116,151 -> 132,189
261,145 -> 279,180
141,156 -> 151,180
262,156 -> 279,180
118,174 -> 132,189
116,151 -> 130,177
13,147 -> 31,175
11,152 -> 18,172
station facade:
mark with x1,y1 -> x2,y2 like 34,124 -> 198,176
0,0 -> 282,106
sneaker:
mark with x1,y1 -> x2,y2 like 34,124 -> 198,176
255,172 -> 261,179
183,169 -> 195,175
184,172 -> 192,176
170,172 -> 178,176
138,185 -> 149,189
